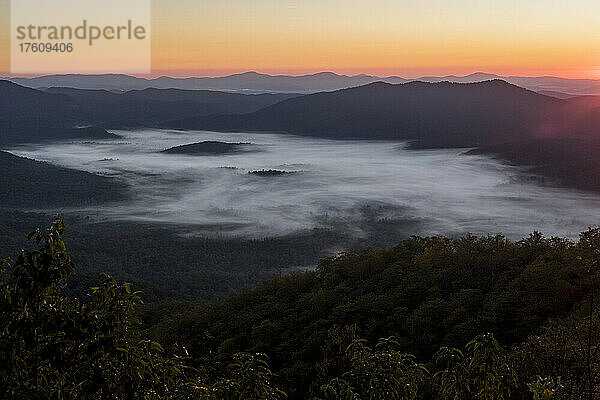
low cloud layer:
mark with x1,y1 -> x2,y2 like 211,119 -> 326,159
8,129 -> 600,239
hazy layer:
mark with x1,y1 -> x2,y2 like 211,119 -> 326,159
8,129 -> 600,239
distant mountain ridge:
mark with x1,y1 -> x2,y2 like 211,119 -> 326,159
163,79 -> 600,148
6,72 -> 401,93
6,71 -> 600,95
0,80 -> 296,145
43,87 -> 297,127
3,78 -> 599,149
0,80 -> 117,144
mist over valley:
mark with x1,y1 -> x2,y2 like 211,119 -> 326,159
7,129 -> 600,241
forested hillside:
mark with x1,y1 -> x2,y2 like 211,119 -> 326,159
0,210 -> 337,300
468,137 -> 600,192
2,219 -> 595,399
0,151 -> 126,207
146,229 -> 600,398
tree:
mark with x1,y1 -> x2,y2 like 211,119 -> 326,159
528,376 -> 562,400
434,333 -> 517,400
320,335 -> 428,400
196,352 -> 286,400
0,218 -> 286,399
0,219 -> 191,399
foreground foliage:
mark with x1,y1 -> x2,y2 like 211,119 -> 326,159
150,229 -> 600,398
0,209 -> 409,301
1,219 -> 600,399
0,219 -> 285,399
0,220 -> 187,398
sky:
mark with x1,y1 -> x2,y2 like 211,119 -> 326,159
2,0 -> 600,78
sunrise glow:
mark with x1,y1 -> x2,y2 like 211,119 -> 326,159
149,0 -> 600,79
1,0 -> 599,78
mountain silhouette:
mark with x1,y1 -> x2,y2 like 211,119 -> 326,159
0,80 -> 116,144
44,87 -> 297,127
0,81 -> 296,144
7,72 -> 599,95
164,80 -> 598,148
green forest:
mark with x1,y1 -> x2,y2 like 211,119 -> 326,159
2,218 -> 599,399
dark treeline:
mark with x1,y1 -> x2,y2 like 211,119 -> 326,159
2,219 -> 599,399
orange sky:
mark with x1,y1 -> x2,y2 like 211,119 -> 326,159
2,0 -> 600,79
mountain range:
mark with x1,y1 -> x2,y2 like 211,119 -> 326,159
3,77 -> 600,192
0,80 -> 295,144
5,71 -> 600,96
163,79 -> 600,148
43,87 -> 296,127
3,78 -> 600,148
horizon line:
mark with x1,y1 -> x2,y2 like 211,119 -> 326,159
2,70 -> 600,81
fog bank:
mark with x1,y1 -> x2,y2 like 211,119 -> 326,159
8,129 -> 600,239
